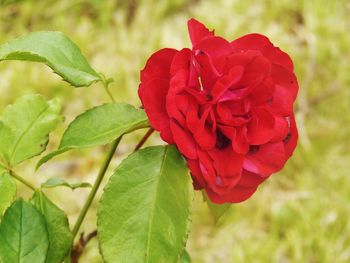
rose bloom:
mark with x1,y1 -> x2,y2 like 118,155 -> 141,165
139,19 -> 298,204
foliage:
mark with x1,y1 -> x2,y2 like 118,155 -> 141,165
0,0 -> 349,262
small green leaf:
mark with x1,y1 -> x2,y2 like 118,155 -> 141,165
179,250 -> 191,263
0,172 -> 16,217
0,31 -> 101,87
98,145 -> 193,263
38,103 -> 149,168
202,191 -> 231,223
41,177 -> 92,190
31,191 -> 73,263
0,199 -> 49,263
0,94 -> 61,167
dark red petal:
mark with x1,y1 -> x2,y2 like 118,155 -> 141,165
211,66 -> 244,101
169,119 -> 197,159
139,48 -> 178,99
271,116 -> 289,143
232,33 -> 271,51
284,116 -> 298,158
187,159 -> 206,189
142,78 -> 174,143
170,48 -> 192,75
193,51 -> 220,89
193,36 -> 233,72
208,147 -> 244,179
187,18 -> 215,47
243,142 -> 286,177
250,77 -> 275,106
231,33 -> 293,71
247,107 -> 275,145
263,45 -> 294,71
271,64 -> 298,100
186,105 -> 216,150
233,126 -> 249,154
206,185 -> 258,204
238,170 -> 266,188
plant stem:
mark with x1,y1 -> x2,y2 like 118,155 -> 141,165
100,73 -> 116,103
134,128 -> 154,152
71,136 -> 122,239
10,170 -> 36,191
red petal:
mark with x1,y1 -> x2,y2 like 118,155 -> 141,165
243,142 -> 286,177
231,33 -> 293,71
233,126 -> 249,154
208,147 -> 244,179
271,64 -> 298,100
186,105 -> 216,150
142,78 -> 174,143
139,48 -> 178,100
211,66 -> 244,101
187,18 -> 214,47
206,185 -> 258,204
271,116 -> 289,143
284,116 -> 298,158
193,36 -> 233,72
169,120 -> 197,159
238,170 -> 266,188
187,159 -> 206,189
247,107 -> 275,145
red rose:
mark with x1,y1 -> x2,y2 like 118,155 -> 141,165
139,18 -> 298,204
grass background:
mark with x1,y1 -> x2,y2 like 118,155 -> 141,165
1,0 -> 350,262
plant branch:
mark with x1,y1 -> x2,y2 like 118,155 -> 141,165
70,230 -> 98,263
134,128 -> 154,152
10,170 -> 36,191
71,136 -> 122,239
100,73 -> 116,103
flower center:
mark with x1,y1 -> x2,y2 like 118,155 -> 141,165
216,129 -> 230,149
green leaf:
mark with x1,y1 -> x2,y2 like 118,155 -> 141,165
41,177 -> 91,190
0,94 -> 61,167
0,172 -> 16,218
31,191 -> 73,263
0,199 -> 49,263
179,250 -> 191,263
98,145 -> 193,263
37,103 -> 149,168
0,31 -> 101,87
202,191 -> 231,223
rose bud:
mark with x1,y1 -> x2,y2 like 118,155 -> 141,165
139,18 -> 298,204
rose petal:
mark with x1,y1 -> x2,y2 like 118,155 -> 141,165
231,33 -> 293,71
211,66 -> 244,101
188,18 -> 214,47
142,78 -> 174,143
169,119 -> 197,159
247,107 -> 275,145
139,48 -> 178,99
243,142 -> 286,177
284,116 -> 298,158
206,185 -> 258,204
193,36 -> 233,72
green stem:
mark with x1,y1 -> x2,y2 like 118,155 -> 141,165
10,170 -> 36,191
0,161 -> 7,170
71,136 -> 122,239
100,73 -> 116,103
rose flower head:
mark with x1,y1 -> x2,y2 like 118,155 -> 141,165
139,18 -> 298,204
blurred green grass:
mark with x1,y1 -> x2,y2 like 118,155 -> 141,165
1,0 -> 350,262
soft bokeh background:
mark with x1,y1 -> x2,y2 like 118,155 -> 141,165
1,0 -> 350,262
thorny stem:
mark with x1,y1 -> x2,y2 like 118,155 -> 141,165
71,136 -> 122,239
70,128 -> 155,259
133,128 -> 154,152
